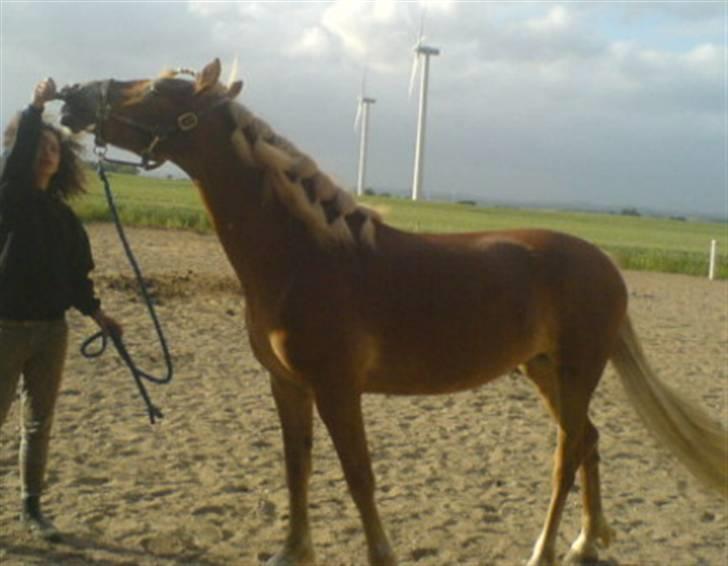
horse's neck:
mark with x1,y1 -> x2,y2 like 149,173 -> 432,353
178,147 -> 305,308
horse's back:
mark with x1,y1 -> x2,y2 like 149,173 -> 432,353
355,226 -> 628,393
375,225 -> 626,308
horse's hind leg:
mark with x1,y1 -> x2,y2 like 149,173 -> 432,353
564,419 -> 615,564
268,374 -> 316,566
525,356 -> 601,566
314,386 -> 396,566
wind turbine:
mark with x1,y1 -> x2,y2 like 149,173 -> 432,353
408,14 -> 440,201
354,70 -> 376,197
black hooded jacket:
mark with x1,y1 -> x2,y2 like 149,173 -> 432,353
0,105 -> 100,320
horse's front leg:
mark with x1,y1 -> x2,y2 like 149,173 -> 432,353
267,374 -> 316,566
314,384 -> 396,566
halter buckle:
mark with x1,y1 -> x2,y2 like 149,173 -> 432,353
177,112 -> 198,131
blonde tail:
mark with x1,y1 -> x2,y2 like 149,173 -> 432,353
611,315 -> 727,496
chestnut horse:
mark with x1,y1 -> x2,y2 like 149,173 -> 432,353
59,59 -> 726,566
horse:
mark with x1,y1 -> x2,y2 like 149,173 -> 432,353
58,59 -> 726,566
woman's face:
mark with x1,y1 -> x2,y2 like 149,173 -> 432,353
34,129 -> 61,188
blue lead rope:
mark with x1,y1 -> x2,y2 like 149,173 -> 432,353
80,160 -> 174,424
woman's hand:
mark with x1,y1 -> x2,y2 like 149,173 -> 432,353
32,78 -> 57,110
92,308 -> 124,339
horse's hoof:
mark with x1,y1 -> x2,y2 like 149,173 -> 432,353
563,548 -> 599,565
564,526 -> 615,564
368,541 -> 397,566
598,524 -> 616,548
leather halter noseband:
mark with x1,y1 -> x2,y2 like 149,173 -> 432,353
93,79 -> 229,170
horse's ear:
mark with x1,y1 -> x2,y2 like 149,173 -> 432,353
227,80 -> 243,99
196,59 -> 221,93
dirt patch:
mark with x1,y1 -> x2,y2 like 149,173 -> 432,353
96,272 -> 242,300
0,224 -> 724,565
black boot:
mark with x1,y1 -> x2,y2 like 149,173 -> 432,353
20,495 -> 62,542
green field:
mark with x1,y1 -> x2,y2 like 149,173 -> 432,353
72,172 -> 728,279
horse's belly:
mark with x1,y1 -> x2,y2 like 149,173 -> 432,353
363,343 -> 529,395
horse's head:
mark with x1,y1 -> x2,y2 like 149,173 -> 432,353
59,58 -> 243,165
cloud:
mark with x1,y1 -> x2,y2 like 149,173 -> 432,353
317,1 -> 418,72
187,1 -> 265,20
282,1 -> 458,73
681,43 -> 721,67
1,1 -> 723,215
288,27 -> 333,58
525,5 -> 572,32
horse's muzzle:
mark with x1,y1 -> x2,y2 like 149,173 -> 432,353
58,81 -> 101,133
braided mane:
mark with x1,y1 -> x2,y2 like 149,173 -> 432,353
227,102 -> 379,249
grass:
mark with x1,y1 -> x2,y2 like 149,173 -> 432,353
71,172 -> 728,279
73,173 -> 213,232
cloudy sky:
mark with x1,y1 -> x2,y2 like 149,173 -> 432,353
1,1 -> 725,217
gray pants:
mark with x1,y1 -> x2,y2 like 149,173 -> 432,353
0,319 -> 68,498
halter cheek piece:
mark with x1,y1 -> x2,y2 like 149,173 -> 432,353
93,79 -> 229,170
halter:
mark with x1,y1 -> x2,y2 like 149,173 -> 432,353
92,78 -> 230,170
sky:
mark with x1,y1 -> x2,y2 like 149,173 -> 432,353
0,1 -> 725,218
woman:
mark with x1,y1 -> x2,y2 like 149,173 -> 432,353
0,78 -> 122,542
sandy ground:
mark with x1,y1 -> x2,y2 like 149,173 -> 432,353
0,223 -> 725,566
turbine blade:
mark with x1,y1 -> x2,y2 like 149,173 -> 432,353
418,6 -> 427,43
408,54 -> 420,98
354,101 -> 363,132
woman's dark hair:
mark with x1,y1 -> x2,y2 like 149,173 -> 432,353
3,113 -> 87,200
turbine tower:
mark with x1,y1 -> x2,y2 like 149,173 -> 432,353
408,19 -> 440,201
354,71 -> 376,197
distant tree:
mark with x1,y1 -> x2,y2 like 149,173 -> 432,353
457,200 -> 477,206
620,207 -> 641,217
363,188 -> 376,196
